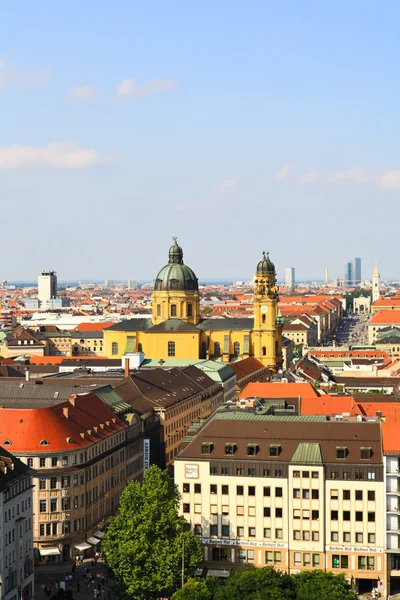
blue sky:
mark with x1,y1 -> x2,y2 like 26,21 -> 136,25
1,1 -> 399,282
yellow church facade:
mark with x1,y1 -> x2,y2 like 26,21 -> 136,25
103,239 -> 283,370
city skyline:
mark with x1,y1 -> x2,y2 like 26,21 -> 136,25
2,2 -> 400,279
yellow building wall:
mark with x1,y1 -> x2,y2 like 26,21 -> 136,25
103,330 -> 132,358
141,331 -> 200,360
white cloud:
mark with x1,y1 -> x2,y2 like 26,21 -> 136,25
175,203 -> 187,212
115,77 -> 176,100
0,59 -> 51,91
70,85 -> 97,101
377,170 -> 400,189
0,141 -> 111,170
296,169 -> 319,185
328,167 -> 370,184
210,176 -> 241,192
274,164 -> 292,180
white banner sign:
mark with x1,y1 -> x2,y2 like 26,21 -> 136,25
144,439 -> 150,471
200,537 -> 288,549
326,545 -> 384,554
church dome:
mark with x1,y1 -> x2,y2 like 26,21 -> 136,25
154,238 -> 198,292
257,251 -> 275,275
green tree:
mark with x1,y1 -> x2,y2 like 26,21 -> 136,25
172,578 -> 212,600
293,570 -> 358,600
214,567 -> 296,600
102,466 -> 203,600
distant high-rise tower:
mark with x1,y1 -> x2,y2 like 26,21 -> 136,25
372,263 -> 380,303
344,262 -> 352,286
127,280 -> 137,290
344,257 -> 361,286
38,270 -> 57,309
352,257 -> 361,285
285,267 -> 295,290
325,267 -> 329,283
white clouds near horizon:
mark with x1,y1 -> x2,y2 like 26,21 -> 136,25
0,141 -> 111,170
377,171 -> 400,190
0,59 -> 51,91
210,176 -> 242,192
296,169 -> 319,185
115,77 -> 176,100
328,167 -> 371,184
274,164 -> 292,180
70,85 -> 98,101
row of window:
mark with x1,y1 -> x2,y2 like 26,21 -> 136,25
40,522 -> 71,536
332,554 -> 375,570
3,476 -> 31,502
331,510 -> 375,522
210,465 -> 285,477
331,489 -> 375,501
156,303 -> 194,317
330,531 -> 375,544
4,496 -> 31,522
25,437 -> 124,468
203,443 -> 372,461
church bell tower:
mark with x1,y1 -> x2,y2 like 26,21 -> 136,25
372,263 -> 380,304
253,251 -> 283,370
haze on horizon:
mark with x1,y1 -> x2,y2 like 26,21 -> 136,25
1,1 -> 400,282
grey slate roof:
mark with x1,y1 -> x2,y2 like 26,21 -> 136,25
0,382 -> 105,408
105,318 -> 152,332
197,318 -> 254,331
147,319 -> 199,333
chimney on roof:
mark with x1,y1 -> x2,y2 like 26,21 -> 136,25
25,369 -> 30,382
69,395 -> 77,407
124,358 -> 130,379
63,407 -> 69,419
376,411 -> 382,420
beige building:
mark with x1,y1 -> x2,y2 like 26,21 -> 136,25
175,411 -> 385,596
0,385 -> 143,563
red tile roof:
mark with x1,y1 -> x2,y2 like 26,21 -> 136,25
370,311 -> 400,325
73,322 -> 117,332
301,395 -> 361,416
0,393 -> 125,452
239,381 -> 319,399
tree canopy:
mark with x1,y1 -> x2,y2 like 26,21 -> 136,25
102,465 -> 202,600
172,568 -> 358,600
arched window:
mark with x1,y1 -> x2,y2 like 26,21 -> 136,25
170,280 -> 179,291
233,342 -> 240,356
262,346 -> 266,356
200,342 -> 207,359
168,341 -> 175,357
171,304 -> 177,317
112,342 -> 118,356
214,341 -> 221,356
262,314 -> 266,324
187,303 -> 193,317
157,304 -> 161,317
138,343 -> 143,353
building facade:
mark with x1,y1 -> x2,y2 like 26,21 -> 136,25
285,267 -> 295,290
0,448 -> 34,600
175,411 -> 386,596
104,241 -> 283,371
0,391 -> 142,563
38,271 -> 57,310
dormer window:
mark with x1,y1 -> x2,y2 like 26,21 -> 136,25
361,447 -> 372,460
40,440 -> 50,446
3,440 -> 11,445
336,446 -> 348,459
201,442 -> 213,455
225,443 -> 237,455
247,444 -> 259,456
269,444 -> 281,457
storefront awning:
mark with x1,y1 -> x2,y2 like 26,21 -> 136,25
94,531 -> 105,539
74,542 -> 91,551
87,537 -> 101,545
207,569 -> 230,578
40,548 -> 61,557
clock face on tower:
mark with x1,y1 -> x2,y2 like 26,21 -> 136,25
260,305 -> 268,314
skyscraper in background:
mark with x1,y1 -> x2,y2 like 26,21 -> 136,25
344,262 -> 353,286
344,258 -> 362,286
285,267 -> 295,290
352,257 -> 361,285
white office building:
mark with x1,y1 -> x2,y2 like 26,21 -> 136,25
285,267 -> 295,290
37,271 -> 57,310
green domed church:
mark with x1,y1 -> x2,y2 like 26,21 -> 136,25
103,239 -> 283,370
